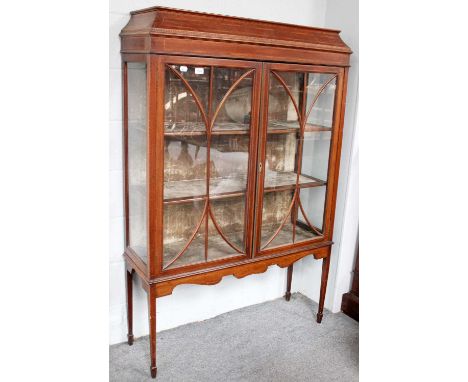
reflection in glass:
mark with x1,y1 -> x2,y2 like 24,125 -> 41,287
127,62 -> 147,262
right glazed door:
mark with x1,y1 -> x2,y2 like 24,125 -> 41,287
255,63 -> 343,255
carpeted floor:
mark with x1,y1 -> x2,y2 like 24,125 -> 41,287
110,293 -> 358,381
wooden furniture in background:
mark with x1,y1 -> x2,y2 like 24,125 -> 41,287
341,247 -> 359,321
120,6 -> 351,378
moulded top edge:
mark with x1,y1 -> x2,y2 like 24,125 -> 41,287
123,6 -> 352,55
130,5 -> 341,34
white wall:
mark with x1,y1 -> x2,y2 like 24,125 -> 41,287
296,0 -> 359,312
110,0 -> 357,345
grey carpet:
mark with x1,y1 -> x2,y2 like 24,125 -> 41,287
110,293 -> 358,382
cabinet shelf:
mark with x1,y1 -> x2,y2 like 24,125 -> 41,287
164,177 -> 246,204
165,130 -> 250,137
164,121 -> 249,136
268,122 -> 332,134
164,172 -> 325,204
163,122 -> 331,137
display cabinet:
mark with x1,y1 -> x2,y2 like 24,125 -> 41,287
120,6 -> 351,378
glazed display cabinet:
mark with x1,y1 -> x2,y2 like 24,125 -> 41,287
120,6 -> 351,378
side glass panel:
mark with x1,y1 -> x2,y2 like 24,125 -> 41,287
127,62 -> 147,263
163,64 -> 254,270
260,69 -> 337,250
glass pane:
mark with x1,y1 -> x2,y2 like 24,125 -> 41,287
306,74 -> 336,128
296,186 -> 327,239
127,62 -> 147,263
163,200 -> 206,269
164,65 -> 210,134
268,72 -> 302,131
210,134 -> 249,195
163,135 -> 207,268
302,74 -> 336,182
264,132 -> 296,189
264,132 -> 296,178
264,131 -> 323,191
212,68 -> 252,131
209,195 -> 246,259
268,218 -> 295,249
261,190 -> 294,249
164,137 -> 207,201
207,67 -> 252,259
163,63 -> 209,270
301,131 -> 332,181
276,71 -> 304,107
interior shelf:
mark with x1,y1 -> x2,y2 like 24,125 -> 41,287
164,176 -> 246,203
163,122 -> 331,136
164,172 -> 325,204
164,121 -> 249,135
263,171 -> 325,191
268,121 -> 332,133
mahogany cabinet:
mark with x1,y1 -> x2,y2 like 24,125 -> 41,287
120,6 -> 351,378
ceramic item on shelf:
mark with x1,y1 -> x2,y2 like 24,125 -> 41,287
225,87 -> 281,123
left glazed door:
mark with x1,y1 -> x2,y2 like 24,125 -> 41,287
159,56 -> 261,274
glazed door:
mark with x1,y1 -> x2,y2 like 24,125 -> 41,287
160,56 -> 261,273
254,63 -> 344,255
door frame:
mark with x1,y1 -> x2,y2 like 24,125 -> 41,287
252,62 -> 346,258
152,55 -> 262,277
